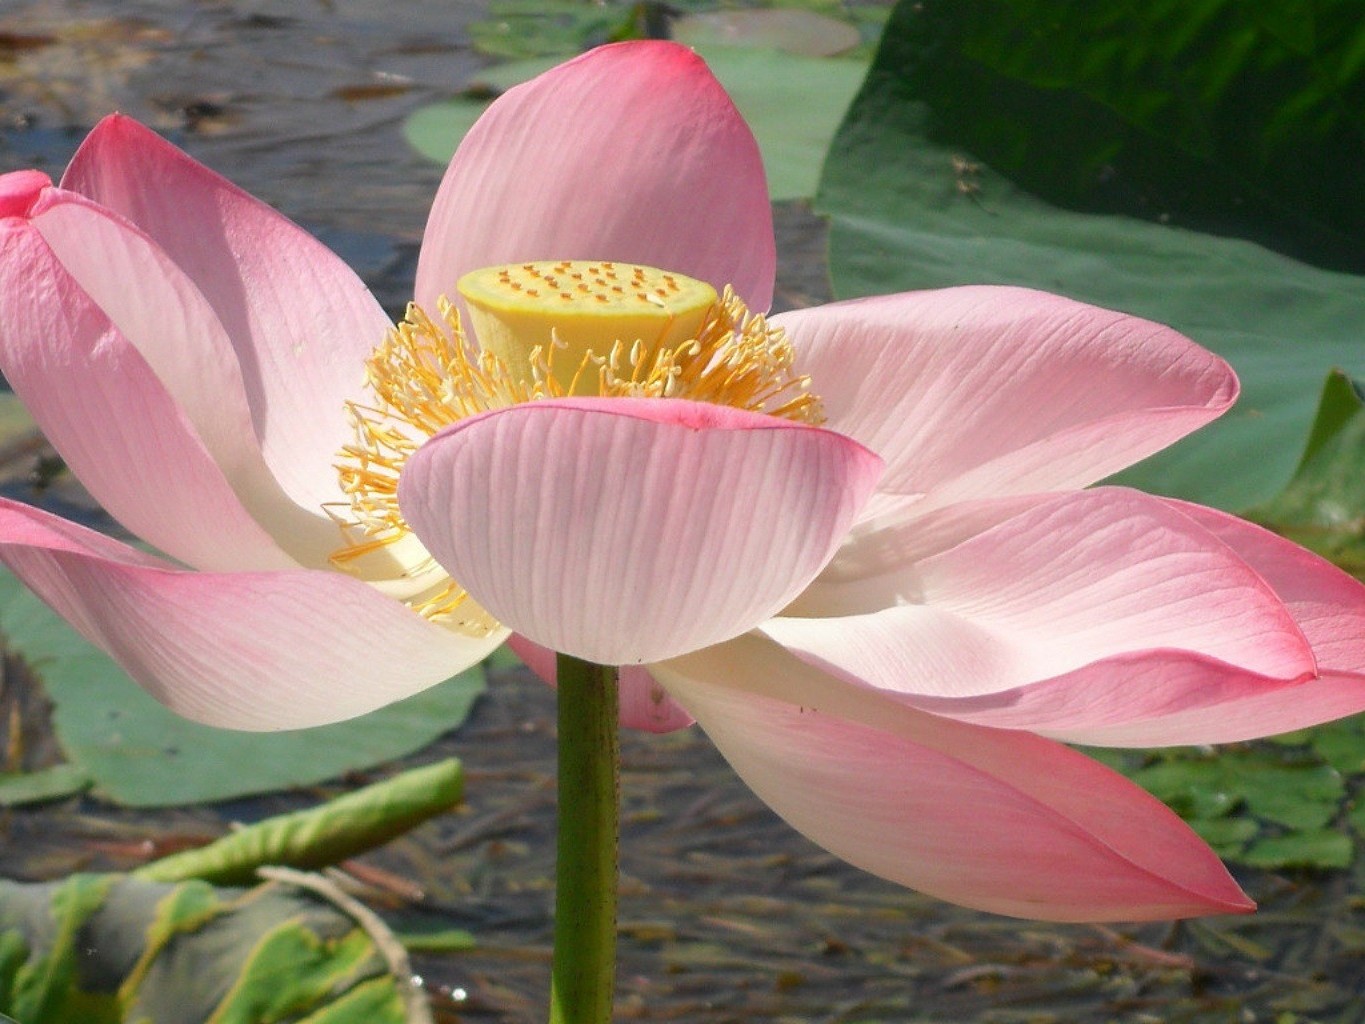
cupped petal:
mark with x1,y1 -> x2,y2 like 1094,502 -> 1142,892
771,488 -> 1313,699
416,41 -> 775,313
24,187 -> 338,567
775,287 -> 1236,510
398,398 -> 882,666
507,634 -> 694,733
0,499 -> 506,730
0,219 -> 296,572
652,636 -> 1251,921
61,115 -> 393,514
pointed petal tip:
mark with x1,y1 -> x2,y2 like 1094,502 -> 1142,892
70,112 -> 162,165
655,641 -> 1258,923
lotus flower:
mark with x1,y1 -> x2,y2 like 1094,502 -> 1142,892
3,41 -> 1364,923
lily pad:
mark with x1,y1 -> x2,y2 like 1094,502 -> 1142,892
404,45 -> 869,201
1245,370 -> 1365,578
0,763 -> 91,807
1188,817 -> 1259,860
1087,742 -> 1358,871
467,0 -> 651,60
818,0 -> 1365,510
0,567 -> 486,807
672,10 -> 862,57
1242,830 -> 1354,871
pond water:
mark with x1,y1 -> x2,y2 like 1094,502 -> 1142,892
1,2 -> 1364,1022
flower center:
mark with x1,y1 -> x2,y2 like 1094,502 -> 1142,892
459,261 -> 717,395
329,260 -> 822,626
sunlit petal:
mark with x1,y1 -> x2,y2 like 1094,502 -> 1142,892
399,398 -> 881,665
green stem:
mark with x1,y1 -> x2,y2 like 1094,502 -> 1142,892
549,654 -> 620,1024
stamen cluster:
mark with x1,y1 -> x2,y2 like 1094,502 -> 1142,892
331,270 -> 821,623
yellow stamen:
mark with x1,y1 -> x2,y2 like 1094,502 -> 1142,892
330,261 -> 823,626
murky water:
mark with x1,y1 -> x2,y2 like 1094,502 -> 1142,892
2,3 -> 1364,1022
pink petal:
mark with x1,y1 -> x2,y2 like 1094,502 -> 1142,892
508,634 -> 694,733
902,652 -> 1310,740
0,499 -> 506,730
0,219 -> 295,571
416,41 -> 775,313
653,637 -> 1251,921
775,287 -> 1236,509
1061,502 -> 1365,746
398,398 -> 882,665
0,169 -> 50,216
770,488 -> 1313,699
61,115 -> 392,514
24,188 -> 337,566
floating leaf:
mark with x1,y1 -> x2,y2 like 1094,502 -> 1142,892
818,0 -> 1365,510
1245,370 -> 1365,577
467,0 -> 648,60
1188,817 -> 1259,860
1238,762 -> 1345,831
0,763 -> 91,807
1242,830 -> 1354,870
1097,745 -> 1354,870
672,10 -> 861,57
0,568 -> 485,806
1311,718 -> 1365,776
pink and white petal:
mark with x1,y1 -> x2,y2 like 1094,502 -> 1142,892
1169,501 -> 1365,674
1060,502 -> 1365,746
508,634 -> 694,733
399,398 -> 882,666
61,115 -> 392,513
775,287 -> 1236,509
903,652 -> 1305,739
652,637 -> 1251,921
0,221 -> 296,571
771,489 -> 1313,699
1053,670 -> 1365,748
0,499 -> 507,730
416,41 -> 774,314
26,188 -> 337,567
820,492 -> 1054,584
